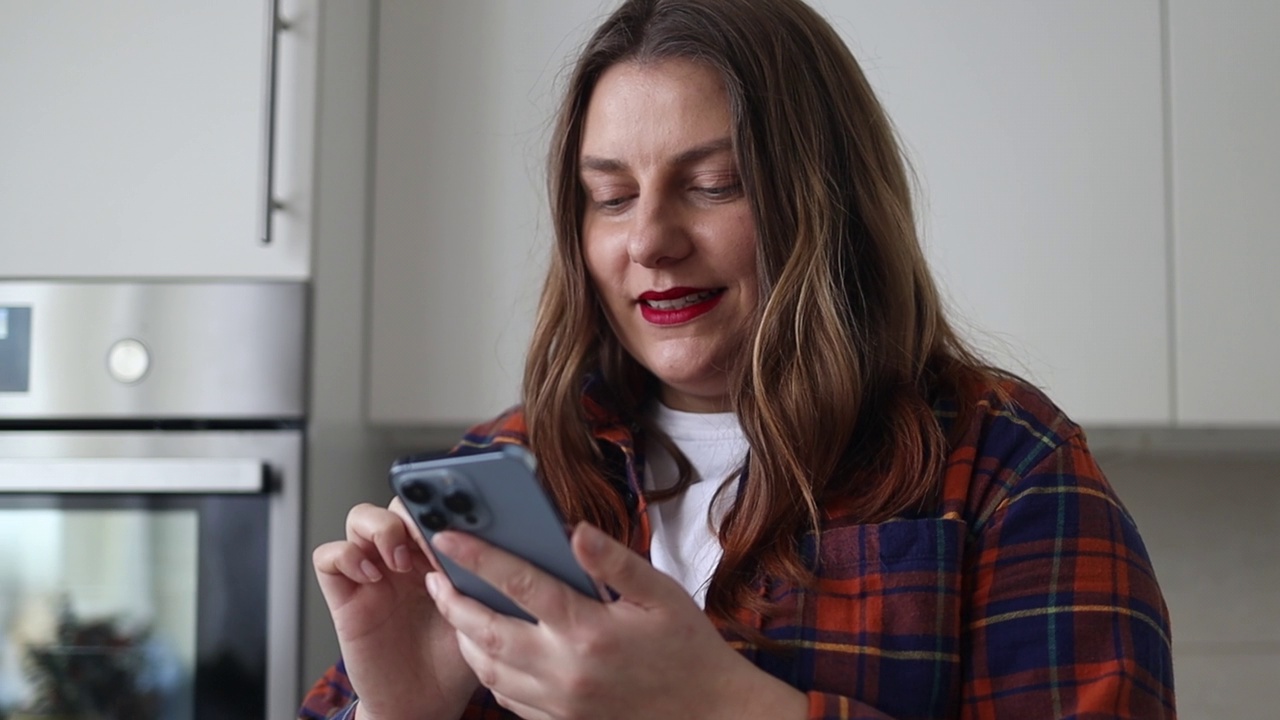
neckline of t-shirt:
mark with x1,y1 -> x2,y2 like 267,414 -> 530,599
647,401 -> 745,442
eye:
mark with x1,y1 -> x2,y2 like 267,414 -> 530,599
582,179 -> 637,213
700,184 -> 740,196
593,194 -> 635,211
694,182 -> 743,200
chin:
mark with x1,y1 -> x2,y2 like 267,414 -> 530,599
651,372 -> 733,409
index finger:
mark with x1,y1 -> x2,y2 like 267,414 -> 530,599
388,496 -> 447,574
343,502 -> 426,575
430,530 -> 598,628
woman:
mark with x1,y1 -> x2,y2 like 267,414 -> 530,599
301,1 -> 1175,718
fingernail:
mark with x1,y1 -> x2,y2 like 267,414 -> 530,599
360,559 -> 382,582
425,572 -> 440,596
393,545 -> 412,572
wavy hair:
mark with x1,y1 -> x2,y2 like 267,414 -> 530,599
523,0 -> 997,633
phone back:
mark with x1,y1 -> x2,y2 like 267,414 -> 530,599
389,444 -> 601,622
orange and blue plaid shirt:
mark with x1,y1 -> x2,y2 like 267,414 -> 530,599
300,380 -> 1175,719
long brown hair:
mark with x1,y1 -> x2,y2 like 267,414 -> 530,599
523,0 -> 995,629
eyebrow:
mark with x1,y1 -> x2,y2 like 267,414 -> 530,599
580,137 -> 734,174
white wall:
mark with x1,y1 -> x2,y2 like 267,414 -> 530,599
300,0 -> 390,689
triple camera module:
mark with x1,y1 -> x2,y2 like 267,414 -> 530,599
399,470 -> 490,532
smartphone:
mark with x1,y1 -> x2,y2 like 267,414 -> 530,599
389,444 -> 604,622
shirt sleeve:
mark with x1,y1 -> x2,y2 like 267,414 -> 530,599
800,431 -> 1175,719
298,663 -> 521,720
957,430 -> 1175,717
298,659 -> 356,719
804,692 -> 897,719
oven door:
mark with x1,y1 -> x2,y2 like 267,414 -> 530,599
0,430 -> 301,720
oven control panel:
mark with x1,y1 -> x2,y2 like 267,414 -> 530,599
0,282 -> 306,419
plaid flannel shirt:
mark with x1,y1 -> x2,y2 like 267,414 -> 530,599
300,380 -> 1175,719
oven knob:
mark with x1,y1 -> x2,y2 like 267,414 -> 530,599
107,338 -> 151,384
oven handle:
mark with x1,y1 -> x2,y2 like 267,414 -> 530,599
0,458 -> 266,494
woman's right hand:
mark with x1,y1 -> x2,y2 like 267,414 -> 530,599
312,499 -> 478,720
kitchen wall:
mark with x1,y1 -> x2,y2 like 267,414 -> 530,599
1092,442 -> 1280,719
301,2 -> 1279,717
301,0 -> 474,689
300,0 -> 387,691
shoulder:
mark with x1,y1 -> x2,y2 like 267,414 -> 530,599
938,377 -> 1110,532
947,377 -> 1082,469
452,405 -> 531,452
937,380 -> 1175,716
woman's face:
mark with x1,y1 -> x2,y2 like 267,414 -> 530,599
580,58 -> 759,413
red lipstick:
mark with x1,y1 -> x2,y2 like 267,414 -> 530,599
637,287 -> 724,325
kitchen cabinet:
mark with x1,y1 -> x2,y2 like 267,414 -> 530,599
368,1 -> 1171,426
0,0 -> 316,279
1168,0 -> 1280,425
823,0 -> 1171,426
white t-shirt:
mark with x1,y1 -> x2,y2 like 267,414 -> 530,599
643,402 -> 748,608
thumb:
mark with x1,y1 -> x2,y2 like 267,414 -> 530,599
570,521 -> 676,608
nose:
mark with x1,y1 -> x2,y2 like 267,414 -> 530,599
627,195 -> 692,268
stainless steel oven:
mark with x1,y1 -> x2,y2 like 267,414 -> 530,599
0,282 -> 306,720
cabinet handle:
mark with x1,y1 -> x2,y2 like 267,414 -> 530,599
0,458 -> 266,494
259,0 -> 289,246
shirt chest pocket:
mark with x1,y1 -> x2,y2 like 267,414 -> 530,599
767,517 -> 968,718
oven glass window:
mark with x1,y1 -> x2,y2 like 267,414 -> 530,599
0,508 -> 198,720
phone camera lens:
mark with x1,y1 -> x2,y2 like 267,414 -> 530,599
420,509 -> 449,532
403,480 -> 432,504
443,490 -> 474,515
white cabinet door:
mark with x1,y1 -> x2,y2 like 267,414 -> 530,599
1168,0 -> 1280,425
0,0 -> 315,279
817,0 -> 1171,425
368,0 -> 1171,426
368,1 -> 604,424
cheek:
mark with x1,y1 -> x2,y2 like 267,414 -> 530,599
582,232 -> 627,294
727,218 -> 759,295
581,235 -> 609,288
580,241 -> 625,329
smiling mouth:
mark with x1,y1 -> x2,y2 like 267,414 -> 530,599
636,288 -> 726,326
641,289 -> 723,310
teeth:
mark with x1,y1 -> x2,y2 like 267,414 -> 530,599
645,290 -> 719,310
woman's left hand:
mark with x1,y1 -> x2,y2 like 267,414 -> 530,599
426,521 -> 808,720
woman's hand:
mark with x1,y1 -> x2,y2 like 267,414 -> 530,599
312,500 -> 479,720
426,522 -> 809,720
